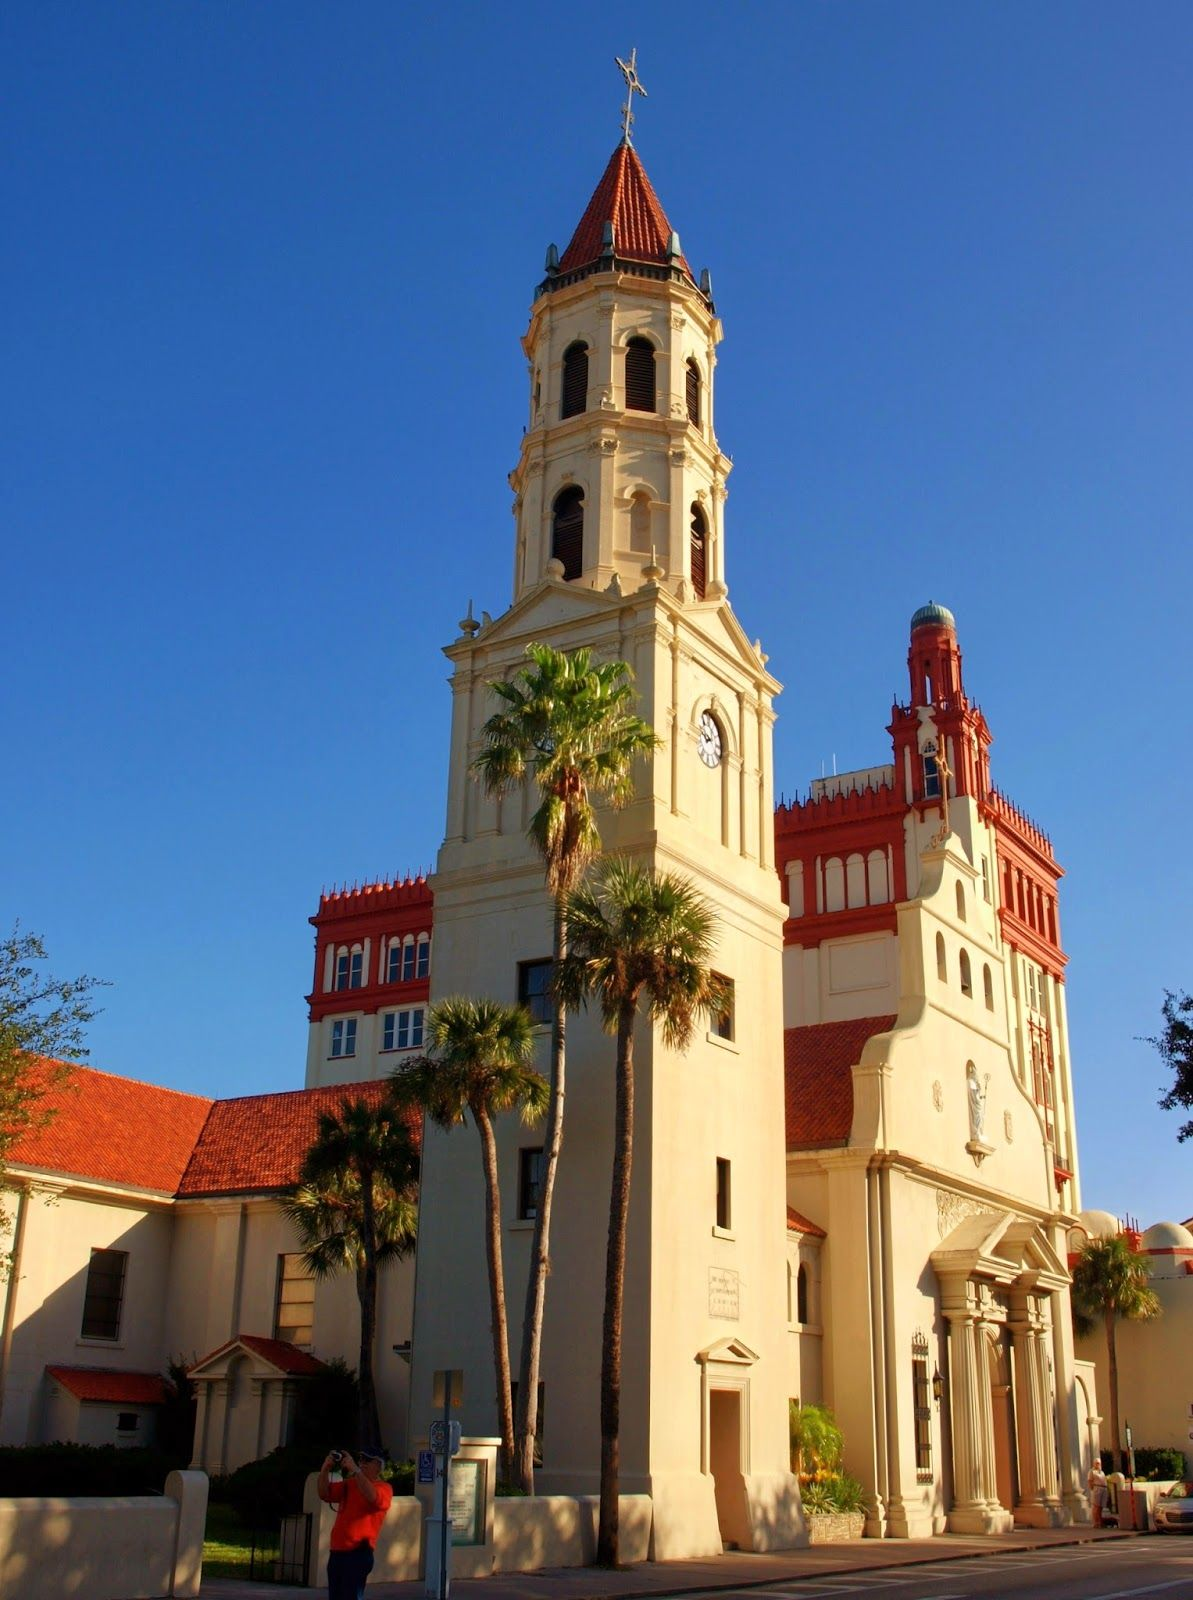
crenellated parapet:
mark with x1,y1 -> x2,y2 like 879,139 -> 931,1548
313,873 -> 433,924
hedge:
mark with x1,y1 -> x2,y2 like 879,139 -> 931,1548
0,1442 -> 185,1497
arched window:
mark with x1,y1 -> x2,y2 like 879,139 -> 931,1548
560,342 -> 588,419
690,503 -> 708,599
625,337 -> 656,412
923,751 -> 941,798
936,933 -> 947,983
402,935 -> 416,982
630,491 -> 652,553
686,359 -> 701,426
846,852 -> 866,909
551,487 -> 584,581
867,849 -> 889,904
955,881 -> 966,921
959,948 -> 972,997
797,1264 -> 809,1324
825,857 -> 845,914
416,933 -> 430,980
786,1261 -> 793,1322
983,964 -> 994,1011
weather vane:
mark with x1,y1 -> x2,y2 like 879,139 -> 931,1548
615,48 -> 647,145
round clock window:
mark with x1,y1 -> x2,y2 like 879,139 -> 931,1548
697,711 -> 723,769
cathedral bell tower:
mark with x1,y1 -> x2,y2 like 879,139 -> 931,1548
510,141 -> 731,606
410,74 -> 803,1561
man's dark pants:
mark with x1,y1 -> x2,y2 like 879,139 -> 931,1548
328,1543 -> 375,1600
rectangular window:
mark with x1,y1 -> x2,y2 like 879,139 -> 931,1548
349,950 -> 363,989
330,1018 -> 357,1058
416,938 -> 430,979
712,975 -> 735,1041
387,944 -> 402,984
116,1412 -> 139,1433
274,1252 -> 316,1347
510,1381 -> 545,1467
923,753 -> 941,799
981,855 -> 990,902
518,1148 -> 544,1220
402,942 -> 416,982
518,959 -> 554,1025
715,1158 -> 731,1231
913,1357 -> 933,1479
81,1248 -> 127,1341
335,951 -> 350,991
382,1008 -> 425,1052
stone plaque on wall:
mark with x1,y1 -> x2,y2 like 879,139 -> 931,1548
708,1266 -> 740,1320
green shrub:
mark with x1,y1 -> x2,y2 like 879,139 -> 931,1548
0,1442 -> 184,1497
789,1402 -> 843,1474
1100,1444 -> 1187,1479
388,1459 -> 415,1495
218,1445 -> 324,1529
288,1359 -> 360,1453
801,1470 -> 865,1515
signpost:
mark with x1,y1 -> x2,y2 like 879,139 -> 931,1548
425,1369 -> 464,1600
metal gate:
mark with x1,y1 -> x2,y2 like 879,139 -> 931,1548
249,1512 -> 313,1585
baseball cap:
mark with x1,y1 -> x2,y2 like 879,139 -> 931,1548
359,1448 -> 386,1463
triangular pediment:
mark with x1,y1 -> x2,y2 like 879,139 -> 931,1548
697,1336 -> 759,1366
188,1334 -> 325,1382
932,1209 -> 1069,1289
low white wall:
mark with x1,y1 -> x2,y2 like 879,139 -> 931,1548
0,1469 -> 207,1600
303,1478 -> 653,1584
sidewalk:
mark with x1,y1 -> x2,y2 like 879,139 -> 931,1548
200,1526 -> 1135,1600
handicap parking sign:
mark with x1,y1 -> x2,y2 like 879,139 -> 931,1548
417,1448 -> 436,1485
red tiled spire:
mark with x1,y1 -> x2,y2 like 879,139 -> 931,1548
558,144 -> 692,280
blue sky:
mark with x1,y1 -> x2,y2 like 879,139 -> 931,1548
3,3 -> 1189,1223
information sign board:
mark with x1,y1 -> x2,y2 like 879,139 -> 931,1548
448,1458 -> 485,1546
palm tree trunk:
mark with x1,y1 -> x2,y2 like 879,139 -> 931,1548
597,1002 -> 635,1567
475,1102 -> 515,1485
1105,1308 -> 1121,1473
358,1164 -> 383,1452
515,895 -> 567,1493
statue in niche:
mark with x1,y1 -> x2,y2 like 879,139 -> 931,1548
966,1063 -> 990,1144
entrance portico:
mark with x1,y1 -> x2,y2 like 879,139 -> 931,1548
933,1212 -> 1081,1534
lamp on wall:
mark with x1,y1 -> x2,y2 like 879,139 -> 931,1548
392,1341 -> 412,1365
932,1365 -> 944,1405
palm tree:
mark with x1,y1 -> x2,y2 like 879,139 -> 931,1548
390,997 -> 547,1483
474,642 -> 659,1492
282,1093 -> 419,1452
1071,1233 -> 1161,1471
557,857 -> 725,1565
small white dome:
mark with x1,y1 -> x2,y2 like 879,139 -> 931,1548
1141,1221 -> 1193,1251
1073,1209 -> 1120,1242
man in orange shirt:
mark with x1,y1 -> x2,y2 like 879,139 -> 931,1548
317,1448 -> 394,1600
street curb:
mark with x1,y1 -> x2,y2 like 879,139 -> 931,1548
485,1529 -> 1141,1600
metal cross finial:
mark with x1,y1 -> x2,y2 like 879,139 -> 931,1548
615,48 -> 647,145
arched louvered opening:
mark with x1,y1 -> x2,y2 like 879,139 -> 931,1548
625,337 -> 656,412
690,503 -> 708,600
561,342 -> 588,419
551,487 -> 584,581
686,358 -> 701,425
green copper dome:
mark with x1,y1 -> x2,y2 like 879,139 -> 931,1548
910,601 -> 956,631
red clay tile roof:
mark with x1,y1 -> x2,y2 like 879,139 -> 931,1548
786,1204 -> 826,1239
46,1366 -> 172,1405
190,1334 -> 326,1378
784,1016 -> 896,1149
559,143 -> 693,279
177,1080 -> 410,1197
8,1060 -> 214,1194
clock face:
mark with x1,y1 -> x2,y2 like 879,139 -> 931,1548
697,711 -> 723,769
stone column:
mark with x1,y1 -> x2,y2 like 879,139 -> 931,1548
943,1286 -> 1010,1534
1009,1288 -> 1062,1526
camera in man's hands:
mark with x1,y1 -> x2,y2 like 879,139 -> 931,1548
329,1450 -> 346,1467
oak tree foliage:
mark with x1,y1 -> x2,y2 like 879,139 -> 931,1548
1149,989 -> 1193,1142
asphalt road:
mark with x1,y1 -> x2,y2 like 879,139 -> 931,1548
663,1540 -> 1193,1600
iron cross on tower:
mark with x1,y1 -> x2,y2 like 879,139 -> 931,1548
616,48 -> 647,144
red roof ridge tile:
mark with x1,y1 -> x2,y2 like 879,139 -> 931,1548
786,1204 -> 827,1239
